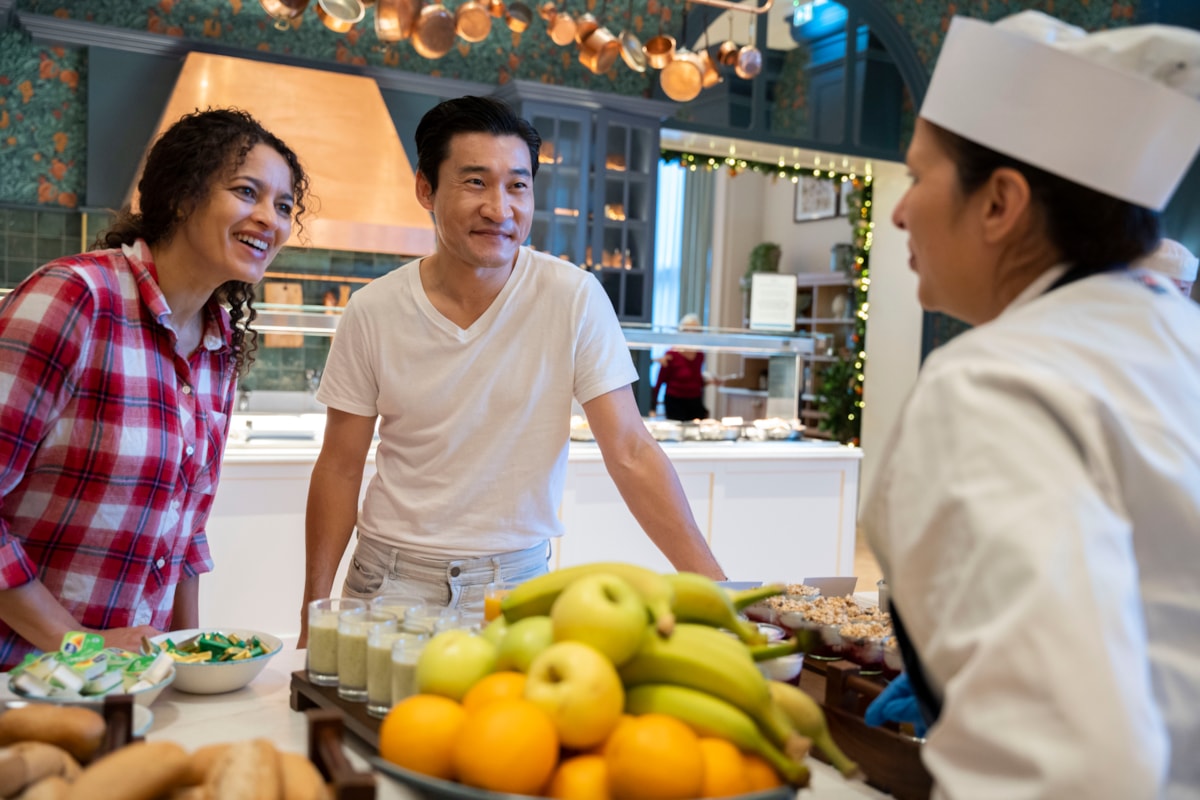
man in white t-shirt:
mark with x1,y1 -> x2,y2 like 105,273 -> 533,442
299,96 -> 726,641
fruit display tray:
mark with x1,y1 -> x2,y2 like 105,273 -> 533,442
798,659 -> 932,800
291,671 -> 794,800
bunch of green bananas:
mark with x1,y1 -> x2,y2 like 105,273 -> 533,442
500,564 -> 859,786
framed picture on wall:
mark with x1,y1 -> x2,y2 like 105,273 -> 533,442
794,176 -> 839,223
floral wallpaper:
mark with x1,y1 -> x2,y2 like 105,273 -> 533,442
0,27 -> 86,207
0,0 -> 1151,207
882,0 -> 1142,71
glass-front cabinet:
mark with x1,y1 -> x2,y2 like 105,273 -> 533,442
590,110 -> 657,323
527,104 -> 591,266
493,82 -> 669,323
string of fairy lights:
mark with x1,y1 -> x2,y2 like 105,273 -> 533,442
660,149 -> 875,445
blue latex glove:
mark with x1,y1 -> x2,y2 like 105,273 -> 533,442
864,673 -> 929,737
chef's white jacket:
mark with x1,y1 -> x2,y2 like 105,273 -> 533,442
863,265 -> 1200,800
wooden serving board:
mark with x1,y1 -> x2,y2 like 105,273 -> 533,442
263,282 -> 305,347
290,670 -> 382,752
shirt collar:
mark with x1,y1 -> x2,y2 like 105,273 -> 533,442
997,263 -> 1071,318
122,239 -> 234,354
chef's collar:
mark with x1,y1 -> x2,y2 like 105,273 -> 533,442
1000,264 -> 1071,318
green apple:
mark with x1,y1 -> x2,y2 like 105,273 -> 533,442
496,615 -> 554,673
550,573 -> 649,666
524,641 -> 624,750
414,630 -> 497,701
481,615 -> 509,647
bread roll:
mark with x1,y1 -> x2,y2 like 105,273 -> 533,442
0,706 -> 105,763
15,775 -> 70,800
184,742 -> 231,785
205,739 -> 281,800
0,742 -> 81,796
66,740 -> 189,800
280,751 -> 330,800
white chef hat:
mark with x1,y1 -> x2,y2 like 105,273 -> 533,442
1138,238 -> 1199,282
920,11 -> 1200,211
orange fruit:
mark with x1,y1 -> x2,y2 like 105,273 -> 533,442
697,738 -> 752,797
545,754 -> 611,800
453,698 -> 560,795
461,671 -> 527,714
591,713 -> 636,757
606,713 -> 704,800
743,753 -> 785,791
378,694 -> 467,780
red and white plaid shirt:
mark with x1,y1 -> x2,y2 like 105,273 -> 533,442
0,240 -> 233,668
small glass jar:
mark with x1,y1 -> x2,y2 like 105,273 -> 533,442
366,626 -> 411,718
404,606 -> 464,637
390,631 -> 430,706
337,610 -> 396,702
371,593 -> 426,623
306,597 -> 367,686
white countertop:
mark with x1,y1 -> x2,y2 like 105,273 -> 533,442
2,647 -> 892,799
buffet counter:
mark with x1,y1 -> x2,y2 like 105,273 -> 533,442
0,646 -> 891,799
206,418 -> 862,639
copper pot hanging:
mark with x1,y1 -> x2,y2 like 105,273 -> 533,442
574,12 -> 600,45
660,49 -> 703,101
642,33 -> 675,69
697,47 -> 721,88
375,0 -> 418,40
259,0 -> 308,30
315,0 -> 365,32
547,6 -> 576,46
734,15 -> 761,79
412,0 -> 457,57
455,0 -> 493,42
716,38 -> 739,67
505,0 -> 532,31
488,0 -> 506,16
579,26 -> 621,74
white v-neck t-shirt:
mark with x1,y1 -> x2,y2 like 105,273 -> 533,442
317,247 -> 638,559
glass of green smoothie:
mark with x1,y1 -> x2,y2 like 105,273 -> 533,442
307,597 -> 367,687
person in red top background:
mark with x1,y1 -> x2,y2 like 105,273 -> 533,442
0,108 -> 309,668
653,313 -> 720,421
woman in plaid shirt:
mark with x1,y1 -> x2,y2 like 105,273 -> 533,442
0,109 -> 309,668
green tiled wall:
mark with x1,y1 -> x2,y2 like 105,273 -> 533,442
0,205 -> 402,393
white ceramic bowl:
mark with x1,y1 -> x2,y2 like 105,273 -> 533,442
753,622 -> 805,683
9,663 -> 175,707
149,628 -> 283,695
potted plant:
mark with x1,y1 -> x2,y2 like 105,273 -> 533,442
741,242 -> 782,290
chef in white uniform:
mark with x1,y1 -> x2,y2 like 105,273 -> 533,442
862,11 -> 1200,799
1139,238 -> 1198,297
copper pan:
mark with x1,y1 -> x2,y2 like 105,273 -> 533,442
455,0 -> 493,41
642,33 -> 675,69
375,0 -> 417,40
506,0 -> 532,31
259,0 -> 308,30
697,47 -> 721,88
488,0 -> 506,16
538,1 -> 556,21
659,49 -> 703,102
574,12 -> 599,45
548,7 -> 576,45
579,26 -> 621,74
735,41 -> 762,79
715,39 -> 737,66
412,0 -> 457,57
315,0 -> 365,32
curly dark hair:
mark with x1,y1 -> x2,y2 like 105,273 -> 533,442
98,107 -> 311,374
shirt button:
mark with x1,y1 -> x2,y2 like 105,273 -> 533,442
155,558 -> 166,569
449,566 -> 462,577
185,445 -> 194,456
182,386 -> 192,396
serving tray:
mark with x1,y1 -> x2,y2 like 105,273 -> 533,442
290,669 -> 382,751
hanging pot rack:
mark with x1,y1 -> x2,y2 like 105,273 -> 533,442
685,0 -> 773,16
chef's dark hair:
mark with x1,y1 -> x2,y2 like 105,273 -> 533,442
416,96 -> 542,192
97,107 -> 310,375
929,122 -> 1160,275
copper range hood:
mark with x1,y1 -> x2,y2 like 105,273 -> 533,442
136,52 -> 435,257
